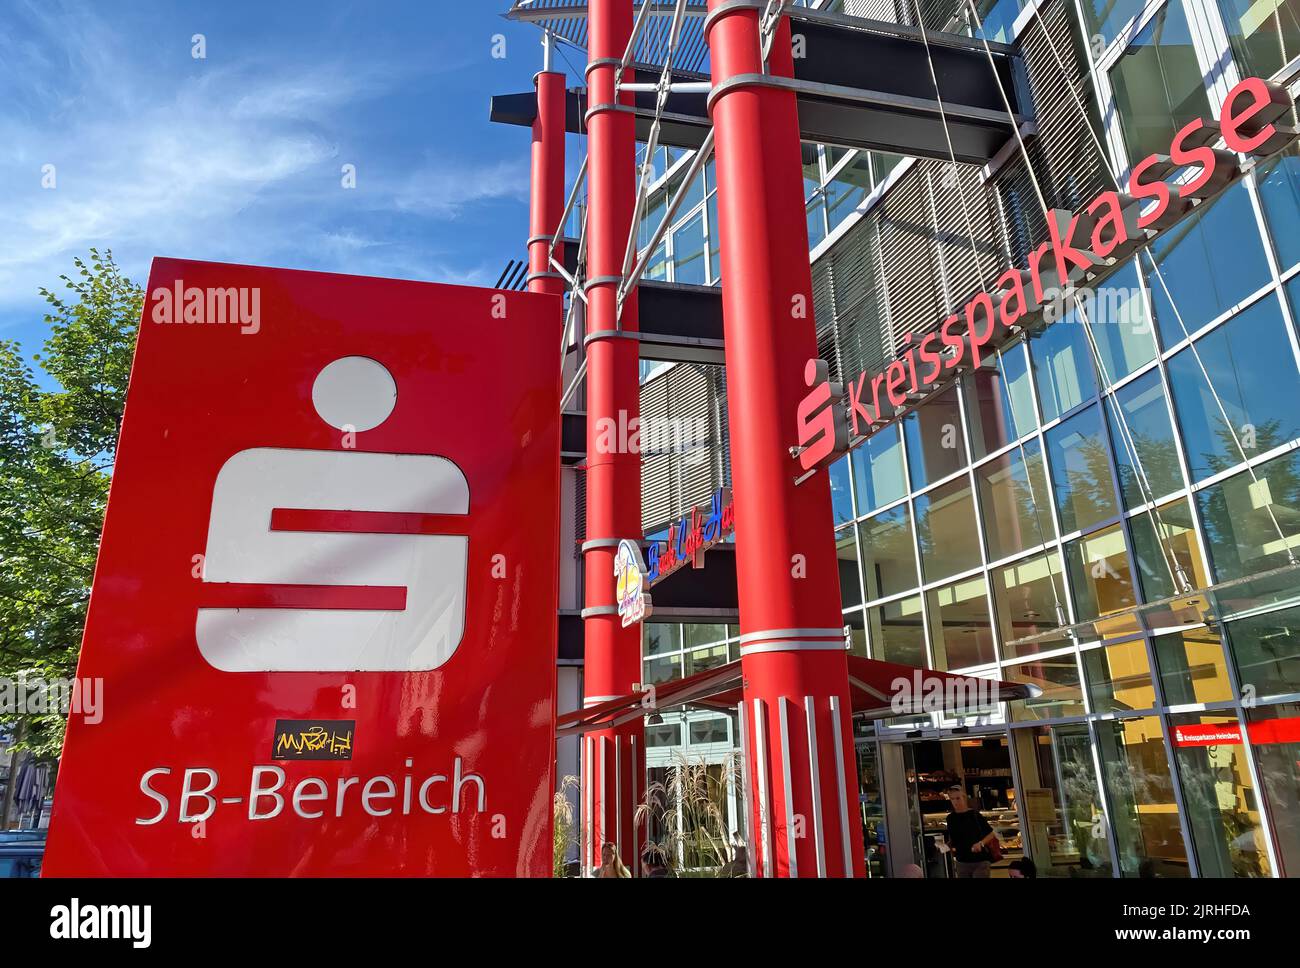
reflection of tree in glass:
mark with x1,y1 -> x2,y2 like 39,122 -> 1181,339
1058,736 -> 1110,875
1058,433 -> 1117,528
1115,429 -> 1181,504
1198,425 -> 1300,579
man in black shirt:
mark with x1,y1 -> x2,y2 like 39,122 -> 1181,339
944,785 -> 997,878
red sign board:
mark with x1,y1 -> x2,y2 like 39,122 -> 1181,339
1173,723 -> 1244,747
44,259 -> 562,876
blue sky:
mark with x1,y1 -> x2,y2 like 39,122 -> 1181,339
0,0 -> 576,369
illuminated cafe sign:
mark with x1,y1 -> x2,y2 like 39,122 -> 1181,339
615,538 -> 652,627
795,76 -> 1297,475
646,486 -> 735,585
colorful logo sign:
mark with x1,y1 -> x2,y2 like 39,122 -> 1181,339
44,259 -> 563,876
646,487 -> 735,585
614,539 -> 651,627
794,77 -> 1295,472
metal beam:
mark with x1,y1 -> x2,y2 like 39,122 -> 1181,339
490,12 -> 1030,164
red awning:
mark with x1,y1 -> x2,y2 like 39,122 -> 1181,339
556,654 -> 1037,736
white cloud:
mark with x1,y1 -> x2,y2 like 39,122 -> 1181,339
390,158 -> 530,219
0,1 -> 529,322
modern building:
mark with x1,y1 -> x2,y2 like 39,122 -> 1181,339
495,0 -> 1300,877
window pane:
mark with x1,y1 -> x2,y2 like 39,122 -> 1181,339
914,476 -> 982,581
1066,523 -> 1137,622
645,624 -> 681,657
851,424 -> 907,514
1005,655 -> 1085,721
688,716 -> 729,745
1085,263 -> 1157,381
1079,0 -> 1146,47
825,153 -> 872,231
1147,181 -> 1270,348
1082,640 -> 1155,713
684,623 -> 726,648
1094,716 -> 1191,877
1170,712 -> 1272,877
1128,499 -> 1208,602
646,722 -> 683,747
994,552 -> 1067,658
977,440 -> 1054,561
926,576 -> 995,670
686,643 -> 729,676
971,0 -> 1027,42
871,152 -> 904,182
1196,450 -> 1300,581
644,654 -> 681,684
1154,628 -> 1233,705
1224,603 -> 1300,700
903,386 -> 967,488
1258,148 -> 1300,272
807,195 -> 827,251
859,505 -> 918,600
964,355 -> 1036,459
1246,702 -> 1300,877
846,609 -> 868,657
869,595 -> 926,667
1106,368 -> 1182,509
1109,0 -> 1211,167
1047,405 -> 1119,534
837,526 -> 863,608
1031,312 -> 1098,423
829,455 -> 854,527
1012,724 -> 1110,875
1001,343 -> 1038,433
707,193 -> 721,283
671,209 -> 707,285
640,190 -> 665,249
676,166 -> 705,218
646,241 -> 669,281
1217,0 -> 1300,79
1167,296 -> 1300,482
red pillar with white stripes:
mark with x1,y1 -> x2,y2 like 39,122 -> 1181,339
528,44 -> 566,297
704,0 -> 865,877
581,0 -> 645,876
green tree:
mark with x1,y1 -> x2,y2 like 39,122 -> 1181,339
0,249 -> 141,759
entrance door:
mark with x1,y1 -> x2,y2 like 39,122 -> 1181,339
879,734 -> 1021,877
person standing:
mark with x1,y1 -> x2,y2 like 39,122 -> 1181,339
944,785 -> 997,878
596,842 -> 631,878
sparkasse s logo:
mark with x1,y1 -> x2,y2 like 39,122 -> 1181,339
49,898 -> 151,949
794,358 -> 847,473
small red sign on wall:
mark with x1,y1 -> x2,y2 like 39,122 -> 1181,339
44,259 -> 562,876
1173,723 -> 1244,747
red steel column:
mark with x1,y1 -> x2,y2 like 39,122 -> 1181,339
705,0 -> 864,877
582,0 -> 644,876
528,62 -> 567,296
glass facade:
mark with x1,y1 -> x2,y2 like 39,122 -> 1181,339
628,0 -> 1300,877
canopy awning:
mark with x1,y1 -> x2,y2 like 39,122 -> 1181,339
557,654 -> 1038,736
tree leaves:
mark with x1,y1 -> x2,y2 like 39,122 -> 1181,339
0,250 -> 140,760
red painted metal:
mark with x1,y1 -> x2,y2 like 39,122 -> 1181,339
582,0 -> 645,876
706,0 -> 864,877
43,258 -> 563,876
197,583 -> 408,611
270,508 -> 466,535
530,68 -> 568,296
